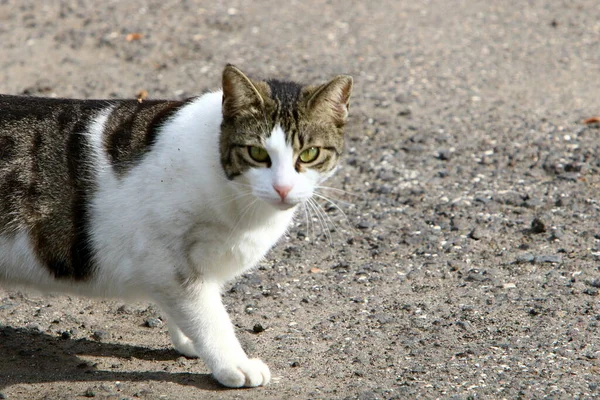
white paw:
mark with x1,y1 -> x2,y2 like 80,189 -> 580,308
213,358 -> 271,388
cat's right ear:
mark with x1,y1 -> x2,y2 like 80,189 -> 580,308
222,64 -> 267,119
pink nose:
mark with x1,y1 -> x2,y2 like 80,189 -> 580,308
273,184 -> 292,200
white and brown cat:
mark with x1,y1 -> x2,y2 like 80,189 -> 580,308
0,65 -> 352,387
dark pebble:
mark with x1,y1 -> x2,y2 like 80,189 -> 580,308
464,269 -> 491,282
584,288 -> 599,296
534,255 -> 561,264
530,218 -> 546,234
84,388 -> 96,398
357,221 -> 373,230
60,330 -> 72,340
144,318 -> 162,328
588,279 -> 600,288
116,305 -> 134,314
291,361 -> 300,367
92,330 -> 110,341
436,150 -> 452,161
253,323 -> 265,333
0,393 -> 6,399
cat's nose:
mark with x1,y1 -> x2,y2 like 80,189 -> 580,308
273,184 -> 293,200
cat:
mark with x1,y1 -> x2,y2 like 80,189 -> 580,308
0,64 -> 353,388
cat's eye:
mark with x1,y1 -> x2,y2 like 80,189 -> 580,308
299,147 -> 319,163
248,146 -> 270,163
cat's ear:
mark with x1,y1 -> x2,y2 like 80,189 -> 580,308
222,64 -> 269,118
305,75 -> 353,127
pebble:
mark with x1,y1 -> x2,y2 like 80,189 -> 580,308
144,318 -> 163,328
456,320 -> 474,333
92,330 -> 110,341
253,323 -> 265,333
467,227 -> 488,241
515,254 -> 561,264
530,218 -> 547,234
515,254 -> 535,264
436,150 -> 452,161
534,255 -> 561,264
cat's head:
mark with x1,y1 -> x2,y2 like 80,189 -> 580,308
219,64 -> 353,210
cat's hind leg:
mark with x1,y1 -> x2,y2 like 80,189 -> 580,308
168,321 -> 199,358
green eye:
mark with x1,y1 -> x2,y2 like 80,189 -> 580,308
248,146 -> 270,163
299,147 -> 319,163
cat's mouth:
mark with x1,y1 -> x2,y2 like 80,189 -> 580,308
268,200 -> 297,211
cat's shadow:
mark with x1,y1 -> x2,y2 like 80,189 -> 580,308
0,326 -> 223,391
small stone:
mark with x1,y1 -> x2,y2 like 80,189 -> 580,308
515,254 -> 535,264
60,330 -> 72,340
456,320 -> 474,333
530,218 -> 546,234
588,279 -> 600,288
253,323 -> 265,333
116,305 -> 133,314
144,318 -> 162,328
584,288 -> 599,296
550,227 -> 564,240
534,255 -> 561,264
290,361 -> 300,367
83,388 -> 96,398
503,282 -> 517,289
436,150 -> 452,161
92,330 -> 110,341
467,227 -> 487,241
357,221 -> 373,230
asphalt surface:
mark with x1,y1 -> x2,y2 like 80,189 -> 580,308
1,1 -> 600,399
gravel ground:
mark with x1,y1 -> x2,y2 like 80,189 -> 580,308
1,1 -> 600,399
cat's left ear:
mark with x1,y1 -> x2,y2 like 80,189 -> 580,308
306,75 -> 353,127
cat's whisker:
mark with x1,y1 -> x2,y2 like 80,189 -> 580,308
314,190 -> 354,207
225,198 -> 259,244
304,199 -> 319,243
307,198 -> 333,248
312,198 -> 338,248
312,193 -> 354,232
315,185 -> 361,198
206,190 -> 253,207
301,201 -> 314,242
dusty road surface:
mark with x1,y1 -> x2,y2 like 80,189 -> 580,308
1,1 -> 600,399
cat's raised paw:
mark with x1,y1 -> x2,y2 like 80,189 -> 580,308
213,358 -> 271,388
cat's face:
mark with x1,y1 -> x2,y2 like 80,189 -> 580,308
219,65 -> 353,210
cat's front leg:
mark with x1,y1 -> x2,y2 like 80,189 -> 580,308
157,280 -> 270,388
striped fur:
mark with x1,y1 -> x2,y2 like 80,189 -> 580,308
0,95 -> 188,279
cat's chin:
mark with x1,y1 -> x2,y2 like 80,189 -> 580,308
266,200 -> 297,211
